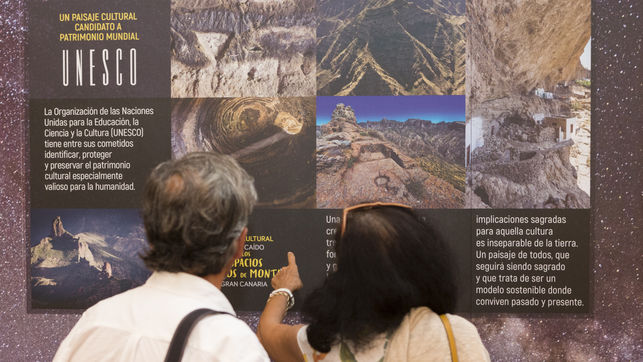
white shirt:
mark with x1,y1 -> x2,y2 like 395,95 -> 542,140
53,271 -> 269,362
296,311 -> 490,362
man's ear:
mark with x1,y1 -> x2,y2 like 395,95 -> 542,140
233,227 -> 247,260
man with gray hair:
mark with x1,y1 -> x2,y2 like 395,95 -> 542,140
54,152 -> 269,361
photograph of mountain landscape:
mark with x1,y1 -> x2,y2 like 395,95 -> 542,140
465,0 -> 591,208
171,0 -> 315,98
316,96 -> 465,208
30,209 -> 150,310
172,98 -> 316,208
316,0 -> 465,96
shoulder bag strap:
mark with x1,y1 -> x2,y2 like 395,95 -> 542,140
164,308 -> 233,362
439,314 -> 458,362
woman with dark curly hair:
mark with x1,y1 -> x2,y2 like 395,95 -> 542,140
257,202 -> 490,361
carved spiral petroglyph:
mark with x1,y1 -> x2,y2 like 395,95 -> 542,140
172,98 -> 315,208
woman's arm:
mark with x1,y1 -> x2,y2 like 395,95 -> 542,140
257,252 -> 305,362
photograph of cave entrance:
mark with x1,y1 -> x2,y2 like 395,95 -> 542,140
466,0 -> 591,209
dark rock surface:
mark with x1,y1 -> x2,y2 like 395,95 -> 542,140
172,98 -> 316,208
172,0 -> 315,97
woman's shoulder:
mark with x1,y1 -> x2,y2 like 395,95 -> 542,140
443,313 -> 490,361
407,307 -> 481,334
296,325 -> 312,355
443,312 -> 483,334
386,307 -> 490,362
297,325 -> 390,362
297,325 -> 326,361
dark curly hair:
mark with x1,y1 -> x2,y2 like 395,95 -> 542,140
141,152 -> 257,276
302,205 -> 458,352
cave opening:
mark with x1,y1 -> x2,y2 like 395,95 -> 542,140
474,186 -> 490,205
504,113 -> 531,126
520,151 -> 537,161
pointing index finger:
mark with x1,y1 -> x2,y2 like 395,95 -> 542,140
287,251 -> 297,267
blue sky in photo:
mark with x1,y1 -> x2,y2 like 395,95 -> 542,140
316,96 -> 465,125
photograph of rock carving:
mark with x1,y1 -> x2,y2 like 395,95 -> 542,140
172,98 -> 316,208
316,96 -> 465,208
466,0 -> 591,208
171,0 -> 315,98
30,209 -> 150,310
316,0 -> 465,96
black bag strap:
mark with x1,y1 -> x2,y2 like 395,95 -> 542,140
164,308 -> 234,362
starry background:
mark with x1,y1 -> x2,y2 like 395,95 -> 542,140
0,0 -> 641,360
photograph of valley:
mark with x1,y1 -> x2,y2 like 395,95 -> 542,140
466,0 -> 591,209
171,0 -> 316,97
316,0 -> 465,96
30,209 -> 150,310
316,96 -> 465,208
172,98 -> 316,208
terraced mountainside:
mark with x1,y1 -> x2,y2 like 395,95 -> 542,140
317,0 -> 465,95
359,118 -> 464,164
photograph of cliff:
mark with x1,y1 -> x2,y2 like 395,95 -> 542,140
30,210 -> 150,310
172,98 -> 316,208
465,0 -> 591,209
171,0 -> 315,97
316,96 -> 465,208
316,0 -> 465,96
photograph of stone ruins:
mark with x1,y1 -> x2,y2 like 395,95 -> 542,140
316,0 -> 465,95
171,0 -> 315,97
316,97 -> 465,208
172,98 -> 316,208
30,210 -> 150,309
465,0 -> 591,208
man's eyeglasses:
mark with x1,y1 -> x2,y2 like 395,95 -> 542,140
339,202 -> 413,238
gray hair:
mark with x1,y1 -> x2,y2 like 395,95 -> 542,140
141,152 -> 257,275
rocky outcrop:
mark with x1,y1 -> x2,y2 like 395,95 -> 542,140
470,141 -> 589,208
467,0 -> 590,107
30,216 -> 151,309
466,0 -> 591,208
317,104 -> 464,208
467,108 -> 590,208
77,239 -> 97,267
31,217 -> 84,268
31,218 -> 104,269
99,262 -> 113,280
320,103 -> 360,134
171,0 -> 315,97
317,0 -> 465,95
52,216 -> 66,237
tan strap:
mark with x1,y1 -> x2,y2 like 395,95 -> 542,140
439,314 -> 458,362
